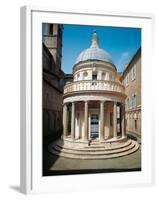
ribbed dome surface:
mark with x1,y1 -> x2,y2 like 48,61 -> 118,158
75,31 -> 113,65
75,47 -> 113,64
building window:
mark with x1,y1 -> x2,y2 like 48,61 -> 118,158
92,74 -> 97,80
135,119 -> 137,129
49,24 -> 53,35
129,96 -> 132,109
131,64 -> 136,81
125,98 -> 129,110
92,72 -> 97,80
132,94 -> 137,108
134,95 -> 137,107
125,74 -> 129,86
125,97 -> 129,109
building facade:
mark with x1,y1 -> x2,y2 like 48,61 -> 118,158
121,48 -> 141,140
49,31 -> 139,159
43,24 -> 64,139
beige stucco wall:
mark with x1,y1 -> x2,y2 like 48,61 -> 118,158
122,51 -> 141,136
124,58 -> 141,106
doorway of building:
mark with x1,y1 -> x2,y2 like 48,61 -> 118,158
90,114 -> 99,139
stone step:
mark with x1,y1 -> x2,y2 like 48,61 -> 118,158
54,139 -> 132,152
57,136 -> 127,146
49,142 -> 139,160
84,140 -> 132,150
49,140 -> 136,156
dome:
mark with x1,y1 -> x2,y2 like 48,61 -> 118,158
75,31 -> 113,65
75,47 -> 113,64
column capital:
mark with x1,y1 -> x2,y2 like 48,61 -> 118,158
63,102 -> 70,106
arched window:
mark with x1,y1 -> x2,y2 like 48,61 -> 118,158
92,71 -> 97,80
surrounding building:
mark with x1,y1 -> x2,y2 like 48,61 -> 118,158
121,48 -> 141,140
64,73 -> 73,85
42,23 -> 64,140
49,31 -> 139,159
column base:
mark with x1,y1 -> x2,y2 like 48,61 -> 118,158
112,136 -> 118,141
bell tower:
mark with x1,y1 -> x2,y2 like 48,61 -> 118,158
43,23 -> 63,71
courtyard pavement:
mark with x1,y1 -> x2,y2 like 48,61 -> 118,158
43,135 -> 141,176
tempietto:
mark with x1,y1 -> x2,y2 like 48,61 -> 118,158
49,31 -> 139,159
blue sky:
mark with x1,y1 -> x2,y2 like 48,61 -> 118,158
62,24 -> 141,74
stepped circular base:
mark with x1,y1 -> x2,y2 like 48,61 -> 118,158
48,137 -> 140,160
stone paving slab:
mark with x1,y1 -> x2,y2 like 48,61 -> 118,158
49,147 -> 141,171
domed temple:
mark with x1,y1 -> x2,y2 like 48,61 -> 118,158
49,31 -> 139,159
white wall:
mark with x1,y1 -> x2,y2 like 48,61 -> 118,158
0,0 -> 158,200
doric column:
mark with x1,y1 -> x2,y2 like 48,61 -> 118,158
63,103 -> 67,138
121,103 -> 126,138
113,102 -> 117,138
84,101 -> 88,141
100,101 -> 105,141
71,102 -> 75,140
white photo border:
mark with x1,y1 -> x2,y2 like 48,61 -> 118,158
20,6 -> 154,194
